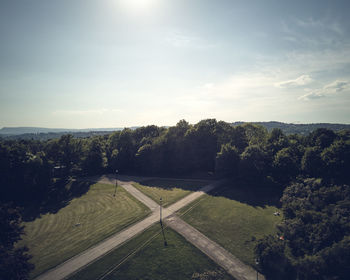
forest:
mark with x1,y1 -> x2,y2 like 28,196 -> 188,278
1,119 -> 349,279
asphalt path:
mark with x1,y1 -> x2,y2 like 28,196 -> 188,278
165,215 -> 265,280
120,182 -> 159,211
35,178 -> 220,280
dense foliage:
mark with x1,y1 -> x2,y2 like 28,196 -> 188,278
1,119 -> 349,211
0,119 -> 349,279
0,204 -> 34,280
256,179 -> 350,280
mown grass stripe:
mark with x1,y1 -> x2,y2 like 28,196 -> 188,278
17,183 -> 151,278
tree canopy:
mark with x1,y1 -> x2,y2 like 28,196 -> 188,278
0,119 -> 349,279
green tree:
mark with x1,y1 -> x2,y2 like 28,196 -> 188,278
135,143 -> 153,174
46,135 -> 82,175
240,145 -> 268,178
231,125 -> 249,152
267,128 -> 289,155
0,204 -> 34,280
321,140 -> 350,183
301,147 -> 323,177
107,148 -> 119,171
307,128 -> 337,149
242,123 -> 268,147
116,129 -> 137,172
255,235 -> 294,280
162,120 -> 192,175
256,178 -> 350,280
185,119 -> 218,172
83,138 -> 104,175
215,143 -> 240,177
273,147 -> 300,183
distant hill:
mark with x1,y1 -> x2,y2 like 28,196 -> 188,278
0,131 -> 119,140
0,126 -> 142,140
0,127 -> 124,135
1,122 -> 349,140
232,121 -> 350,135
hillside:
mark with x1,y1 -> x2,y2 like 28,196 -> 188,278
232,121 -> 350,135
0,127 -> 124,135
1,122 -> 349,140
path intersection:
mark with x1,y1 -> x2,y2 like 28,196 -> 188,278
36,175 -> 264,280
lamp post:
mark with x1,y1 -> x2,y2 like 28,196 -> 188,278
159,197 -> 162,225
113,169 -> 118,197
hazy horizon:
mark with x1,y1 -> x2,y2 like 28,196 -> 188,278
2,119 -> 350,132
1,0 -> 350,128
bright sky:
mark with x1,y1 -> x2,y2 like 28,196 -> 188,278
1,0 -> 350,128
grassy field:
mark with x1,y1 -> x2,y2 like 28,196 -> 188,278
18,182 -> 150,278
132,179 -> 209,207
69,224 -> 233,280
178,182 -> 283,267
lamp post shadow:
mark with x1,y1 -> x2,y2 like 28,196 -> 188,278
159,196 -> 167,246
160,222 -> 168,247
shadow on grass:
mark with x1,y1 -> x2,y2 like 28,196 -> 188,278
137,178 -> 209,192
118,173 -> 283,208
22,179 -> 92,222
82,173 -> 283,209
209,177 -> 284,208
124,173 -> 283,208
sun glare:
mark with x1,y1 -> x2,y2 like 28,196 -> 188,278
118,0 -> 158,15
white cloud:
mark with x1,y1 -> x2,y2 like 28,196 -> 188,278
298,80 -> 349,100
324,80 -> 349,92
294,17 -> 323,28
298,92 -> 324,100
275,74 -> 313,88
164,30 -> 216,49
186,73 -> 277,102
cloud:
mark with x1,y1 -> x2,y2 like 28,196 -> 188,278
294,17 -> 344,36
191,73 -> 277,101
275,75 -> 313,88
165,30 -> 216,49
324,80 -> 348,92
294,17 -> 323,28
280,17 -> 346,53
298,80 -> 349,100
298,92 -> 324,100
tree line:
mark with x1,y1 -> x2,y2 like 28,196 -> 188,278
0,119 -> 349,279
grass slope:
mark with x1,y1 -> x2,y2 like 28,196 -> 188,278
179,182 -> 283,267
69,224 -> 233,280
133,179 -> 209,207
18,183 -> 150,278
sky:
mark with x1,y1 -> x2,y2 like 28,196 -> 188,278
1,0 -> 350,128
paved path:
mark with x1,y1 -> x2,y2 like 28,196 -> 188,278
120,182 -> 159,211
36,212 -> 159,280
165,215 -> 265,280
35,179 -> 220,280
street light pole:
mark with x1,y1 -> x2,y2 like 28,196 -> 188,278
159,197 -> 162,225
255,258 -> 259,280
113,169 -> 118,197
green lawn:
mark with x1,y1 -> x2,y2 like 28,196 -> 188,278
133,179 -> 210,207
179,182 -> 283,267
18,183 -> 150,278
68,224 -> 233,280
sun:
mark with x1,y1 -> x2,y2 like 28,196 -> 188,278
118,0 -> 158,15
